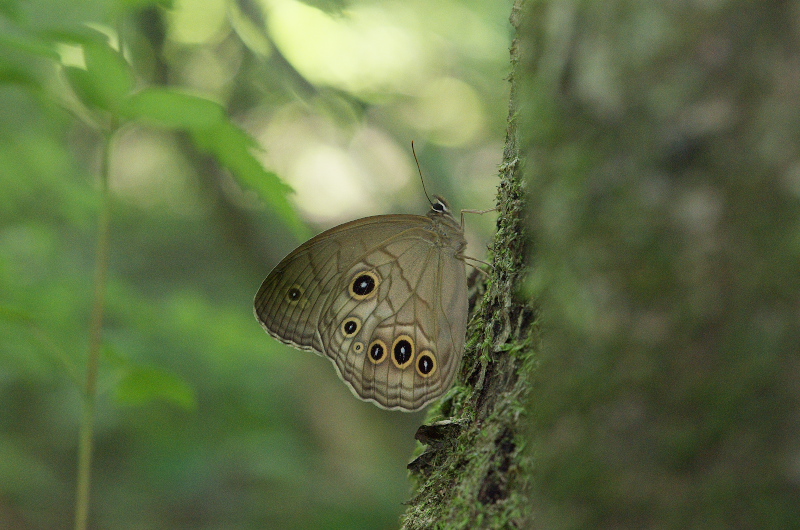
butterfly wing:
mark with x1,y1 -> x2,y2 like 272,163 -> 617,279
254,212 -> 468,411
254,215 -> 427,351
320,231 -> 468,410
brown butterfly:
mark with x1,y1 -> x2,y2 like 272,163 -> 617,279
254,196 -> 469,411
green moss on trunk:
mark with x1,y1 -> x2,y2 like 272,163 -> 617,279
401,2 -> 537,528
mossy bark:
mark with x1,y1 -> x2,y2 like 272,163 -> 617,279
403,1 -> 800,528
401,2 -> 536,528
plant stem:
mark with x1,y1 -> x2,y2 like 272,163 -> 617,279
74,131 -> 113,530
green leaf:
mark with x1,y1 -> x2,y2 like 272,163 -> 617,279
194,121 -> 308,238
124,88 -> 307,237
82,39 -> 135,104
63,65 -> 96,105
115,366 -> 197,410
124,88 -> 226,129
0,65 -> 43,87
0,18 -> 60,60
63,39 -> 134,111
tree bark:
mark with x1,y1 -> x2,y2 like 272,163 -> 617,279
401,2 -> 536,528
523,1 -> 800,528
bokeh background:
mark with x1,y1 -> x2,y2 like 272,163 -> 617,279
0,0 -> 512,527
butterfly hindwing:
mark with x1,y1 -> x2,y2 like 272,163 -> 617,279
255,199 -> 469,411
319,226 -> 468,411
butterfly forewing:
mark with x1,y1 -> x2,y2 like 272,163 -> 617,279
254,215 -> 427,351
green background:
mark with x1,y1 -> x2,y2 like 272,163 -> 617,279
0,0 -> 511,527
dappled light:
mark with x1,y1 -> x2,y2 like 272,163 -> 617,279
0,0 -> 511,527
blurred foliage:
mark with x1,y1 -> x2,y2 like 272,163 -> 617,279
0,0 -> 511,527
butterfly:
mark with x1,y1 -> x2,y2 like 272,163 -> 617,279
254,194 -> 472,411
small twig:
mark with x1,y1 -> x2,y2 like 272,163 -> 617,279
74,129 -> 113,530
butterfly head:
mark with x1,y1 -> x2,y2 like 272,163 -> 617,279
429,195 -> 451,215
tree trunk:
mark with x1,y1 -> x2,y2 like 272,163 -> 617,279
403,0 -> 800,528
524,1 -> 800,528
401,1 -> 535,528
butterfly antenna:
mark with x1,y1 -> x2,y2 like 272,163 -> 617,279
411,141 -> 434,206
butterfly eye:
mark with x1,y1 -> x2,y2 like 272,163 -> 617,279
285,285 -> 304,304
431,197 -> 450,213
416,351 -> 437,377
368,339 -> 387,364
391,335 -> 415,369
348,271 -> 380,300
341,317 -> 362,337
